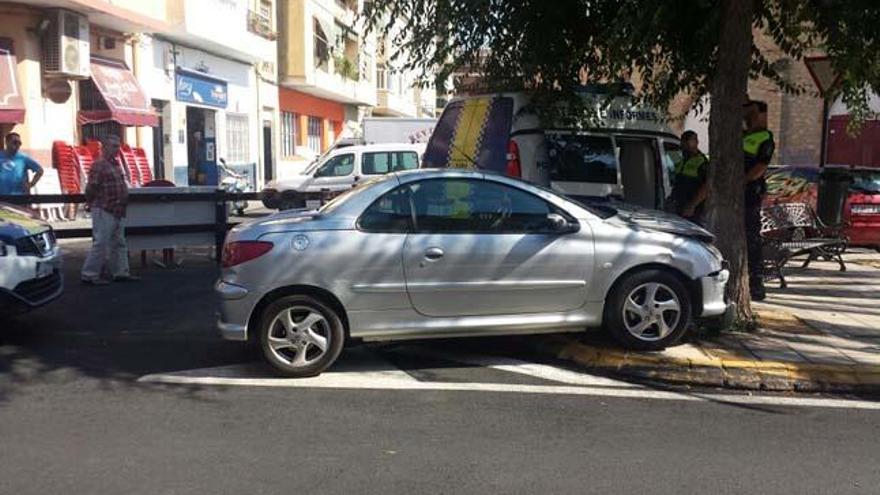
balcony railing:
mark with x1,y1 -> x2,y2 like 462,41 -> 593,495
247,10 -> 277,40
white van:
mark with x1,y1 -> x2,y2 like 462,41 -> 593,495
263,143 -> 425,210
421,91 -> 682,209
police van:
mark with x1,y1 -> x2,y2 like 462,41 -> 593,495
422,90 -> 682,210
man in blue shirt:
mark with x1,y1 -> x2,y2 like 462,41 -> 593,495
0,132 -> 43,195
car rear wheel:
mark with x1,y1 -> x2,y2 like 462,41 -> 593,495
605,269 -> 692,351
259,295 -> 345,377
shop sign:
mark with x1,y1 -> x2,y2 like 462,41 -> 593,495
176,69 -> 228,108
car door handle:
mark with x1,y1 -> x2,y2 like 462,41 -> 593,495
424,247 -> 444,260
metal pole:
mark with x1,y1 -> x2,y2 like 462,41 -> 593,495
819,97 -> 830,167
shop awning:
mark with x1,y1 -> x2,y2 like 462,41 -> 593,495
78,57 -> 158,127
0,42 -> 25,124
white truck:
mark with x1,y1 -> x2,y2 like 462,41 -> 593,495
362,117 -> 436,145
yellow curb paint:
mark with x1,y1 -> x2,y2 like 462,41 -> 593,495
557,340 -> 880,383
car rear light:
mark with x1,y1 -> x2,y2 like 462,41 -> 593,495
505,140 -> 521,178
222,241 -> 274,267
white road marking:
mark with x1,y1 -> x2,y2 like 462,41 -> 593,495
137,364 -> 880,411
409,348 -> 641,388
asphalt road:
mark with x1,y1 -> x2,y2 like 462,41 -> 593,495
1,240 -> 879,494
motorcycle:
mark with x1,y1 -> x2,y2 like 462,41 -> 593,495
218,158 -> 250,216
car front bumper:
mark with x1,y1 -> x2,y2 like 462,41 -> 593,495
215,279 -> 254,341
699,269 -> 730,317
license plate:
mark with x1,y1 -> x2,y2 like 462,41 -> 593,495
35,261 -> 54,279
852,204 -> 880,215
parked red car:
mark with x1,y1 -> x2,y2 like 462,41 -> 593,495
764,166 -> 880,250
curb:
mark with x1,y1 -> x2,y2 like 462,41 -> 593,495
534,336 -> 880,393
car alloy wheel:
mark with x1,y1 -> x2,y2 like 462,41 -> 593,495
622,282 -> 682,342
259,295 -> 345,377
266,306 -> 331,367
605,269 -> 691,351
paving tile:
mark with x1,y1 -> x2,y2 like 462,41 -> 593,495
786,341 -> 858,365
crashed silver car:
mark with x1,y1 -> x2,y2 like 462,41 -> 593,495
217,169 -> 731,377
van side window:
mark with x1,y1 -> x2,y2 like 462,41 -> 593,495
363,151 -> 420,175
547,135 -> 618,184
315,154 -> 354,177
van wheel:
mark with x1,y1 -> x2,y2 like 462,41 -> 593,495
604,269 -> 692,351
259,295 -> 345,377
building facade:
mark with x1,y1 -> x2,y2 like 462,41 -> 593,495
275,0 -> 435,176
0,0 -> 279,189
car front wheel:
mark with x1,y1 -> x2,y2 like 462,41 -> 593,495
259,295 -> 345,377
605,269 -> 692,351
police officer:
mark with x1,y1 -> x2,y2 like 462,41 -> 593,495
671,130 -> 709,224
743,100 -> 775,301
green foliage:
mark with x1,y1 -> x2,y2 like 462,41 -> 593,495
334,55 -> 360,81
361,0 -> 880,122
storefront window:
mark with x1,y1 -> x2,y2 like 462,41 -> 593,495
226,114 -> 249,164
281,111 -> 296,157
307,116 -> 323,154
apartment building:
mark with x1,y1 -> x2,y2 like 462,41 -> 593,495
275,0 -> 436,175
0,0 -> 279,188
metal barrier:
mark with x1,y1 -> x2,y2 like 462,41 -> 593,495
0,191 -> 263,264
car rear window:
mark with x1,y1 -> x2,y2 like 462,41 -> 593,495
852,170 -> 880,194
422,96 -> 514,173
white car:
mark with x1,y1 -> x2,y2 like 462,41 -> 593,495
0,204 -> 63,316
262,143 -> 425,210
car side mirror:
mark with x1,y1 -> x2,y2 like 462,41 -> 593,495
547,213 -> 579,234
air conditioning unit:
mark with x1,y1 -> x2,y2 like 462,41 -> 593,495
42,9 -> 90,79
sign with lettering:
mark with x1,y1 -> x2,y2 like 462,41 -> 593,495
175,69 -> 228,108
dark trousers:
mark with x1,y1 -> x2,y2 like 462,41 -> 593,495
744,192 -> 764,291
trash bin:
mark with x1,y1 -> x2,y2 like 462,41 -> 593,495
817,166 -> 852,226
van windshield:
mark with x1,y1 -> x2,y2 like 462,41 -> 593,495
546,133 -> 618,184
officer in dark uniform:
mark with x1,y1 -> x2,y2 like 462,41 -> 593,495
743,100 -> 775,301
670,130 -> 709,224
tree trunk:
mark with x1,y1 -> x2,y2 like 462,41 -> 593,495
704,0 -> 756,324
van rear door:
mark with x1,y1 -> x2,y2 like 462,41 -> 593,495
422,96 -> 514,173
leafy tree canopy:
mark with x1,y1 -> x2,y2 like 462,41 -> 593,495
364,0 -> 880,121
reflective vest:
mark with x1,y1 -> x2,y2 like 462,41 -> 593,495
674,153 -> 708,179
743,129 -> 773,167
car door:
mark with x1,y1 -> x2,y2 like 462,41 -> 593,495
308,152 -> 356,192
402,177 -> 593,317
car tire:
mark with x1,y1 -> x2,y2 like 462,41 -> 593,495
259,295 -> 345,377
604,269 -> 692,351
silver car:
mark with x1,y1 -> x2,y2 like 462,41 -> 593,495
217,169 -> 731,377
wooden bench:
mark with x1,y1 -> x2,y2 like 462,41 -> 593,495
760,202 -> 848,289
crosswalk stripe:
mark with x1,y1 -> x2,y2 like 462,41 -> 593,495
407,348 -> 641,388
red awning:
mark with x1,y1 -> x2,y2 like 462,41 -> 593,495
78,57 -> 158,127
0,42 -> 25,124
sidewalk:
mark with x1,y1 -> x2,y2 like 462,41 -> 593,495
537,250 -> 880,393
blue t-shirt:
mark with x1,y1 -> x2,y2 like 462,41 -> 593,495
0,151 -> 43,195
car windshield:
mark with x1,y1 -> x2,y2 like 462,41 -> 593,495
852,170 -> 880,194
317,175 -> 395,214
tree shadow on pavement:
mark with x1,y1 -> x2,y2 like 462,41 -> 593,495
0,241 -> 254,406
